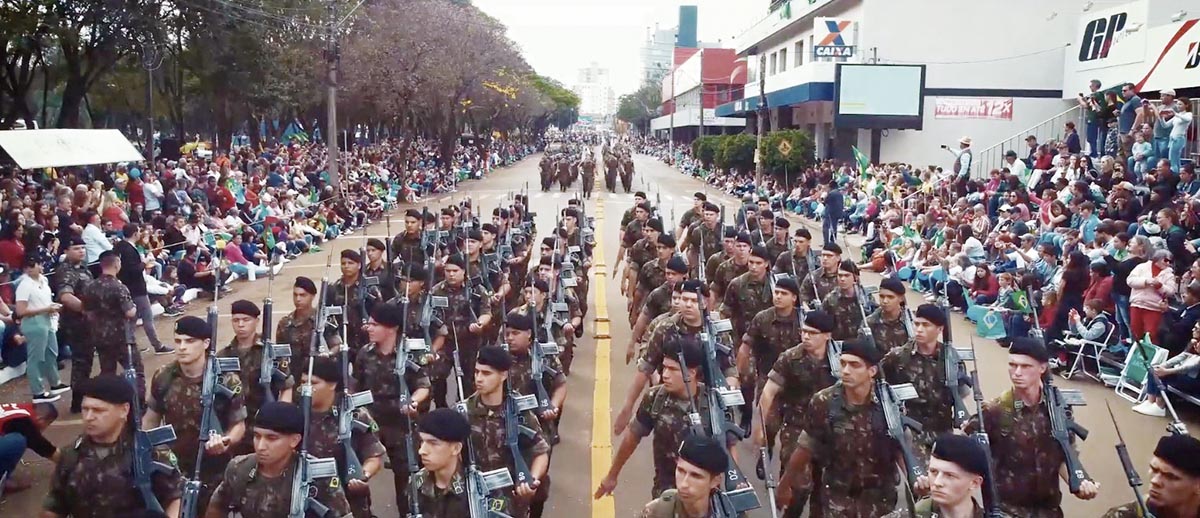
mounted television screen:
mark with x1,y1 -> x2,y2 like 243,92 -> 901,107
834,64 -> 926,130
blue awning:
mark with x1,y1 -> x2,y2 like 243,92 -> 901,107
715,82 -> 835,117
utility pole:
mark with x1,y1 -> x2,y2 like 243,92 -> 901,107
668,65 -> 675,157
326,0 -> 341,195
140,42 -> 163,166
754,52 -> 767,192
697,49 -> 704,144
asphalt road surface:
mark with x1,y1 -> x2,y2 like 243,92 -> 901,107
1,150 -> 1194,517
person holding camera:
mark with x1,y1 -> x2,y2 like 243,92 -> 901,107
1077,79 -> 1106,157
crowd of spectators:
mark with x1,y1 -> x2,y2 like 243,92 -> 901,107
0,136 -> 534,388
643,83 -> 1200,419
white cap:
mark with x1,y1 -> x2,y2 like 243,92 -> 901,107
1162,88 -> 1176,96
959,136 -> 973,145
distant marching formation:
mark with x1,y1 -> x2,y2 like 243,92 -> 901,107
537,140 -> 635,196
603,183 -> 1200,518
42,174 -> 605,518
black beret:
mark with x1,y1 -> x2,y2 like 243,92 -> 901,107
541,237 -> 556,249
841,337 -> 883,366
444,253 -> 467,270
466,229 -> 483,242
505,312 -> 535,332
635,191 -> 647,199
255,401 -> 305,435
294,276 -> 318,294
477,346 -> 513,371
65,235 -> 86,248
636,202 -> 652,213
776,277 -> 800,297
657,234 -> 676,249
736,232 -> 753,245
563,208 -> 581,220
750,246 -> 772,261
879,278 -> 906,296
794,228 -> 812,239
1009,337 -> 1050,363
341,249 -> 362,263
722,226 -> 737,239
694,192 -> 707,201
666,256 -> 688,274
645,218 -> 664,233
441,207 -> 455,217
1154,434 -> 1200,477
481,223 -> 499,235
665,337 -> 705,370
371,301 -> 404,327
405,209 -> 422,219
702,202 -> 720,214
775,217 -> 790,229
81,374 -> 134,406
418,408 -> 471,442
823,242 -> 842,254
681,279 -> 708,296
538,254 -> 554,267
804,310 -> 835,333
175,315 -> 211,339
838,259 -> 858,276
406,267 -> 429,283
230,299 -> 261,318
309,356 -> 342,385
915,303 -> 946,327
677,434 -> 729,476
495,208 -> 510,219
530,278 -> 550,293
932,434 -> 990,477
759,209 -> 774,219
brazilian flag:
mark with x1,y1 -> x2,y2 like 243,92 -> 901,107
852,145 -> 870,180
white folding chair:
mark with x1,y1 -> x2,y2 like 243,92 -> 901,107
1060,319 -> 1115,381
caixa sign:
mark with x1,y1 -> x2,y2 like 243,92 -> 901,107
815,46 -> 854,58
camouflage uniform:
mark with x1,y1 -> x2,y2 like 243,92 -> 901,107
686,222 -> 722,278
637,310 -> 679,359
640,283 -> 674,324
1101,503 -> 1154,518
704,251 -> 729,284
798,382 -> 900,518
637,257 -> 668,302
352,340 -> 433,510
207,453 -> 353,517
744,308 -> 803,399
55,259 -> 93,397
391,231 -> 426,270
622,219 -> 645,250
881,341 -> 971,463
822,289 -> 865,341
148,362 -> 247,512
678,208 -> 699,231
767,345 -> 838,515
964,389 -> 1076,518
721,271 -> 771,341
82,274 -> 144,395
363,260 -> 396,303
410,467 -> 512,517
637,490 -> 694,518
44,433 -> 186,517
800,268 -> 838,309
867,309 -> 912,354
276,309 -> 318,384
463,393 -> 552,518
508,343 -> 568,444
430,280 -> 493,406
638,314 -> 724,378
881,498 -> 991,518
711,258 -> 748,302
519,284 -> 583,375
327,275 -> 376,355
774,250 -> 818,281
631,384 -> 735,497
304,404 -> 387,518
219,335 -> 296,455
764,236 -> 789,264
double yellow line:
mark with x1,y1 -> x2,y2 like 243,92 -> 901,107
590,182 -> 614,518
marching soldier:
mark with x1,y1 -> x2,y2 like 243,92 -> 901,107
56,236 -> 93,413
737,276 -> 802,429
82,250 -> 144,397
711,232 -> 751,303
628,256 -> 688,364
634,233 -> 676,319
352,301 -> 433,510
430,253 -> 492,407
276,276 -> 335,385
464,347 -> 552,518
532,255 -> 583,375
868,278 -> 912,354
304,356 -> 387,518
144,316 -> 247,513
219,300 -> 294,456
752,209 -> 775,247
388,267 -> 450,355
676,192 -> 706,241
752,311 -> 839,518
773,228 -> 817,282
822,259 -> 865,341
722,245 -> 773,342
596,338 -> 732,499
326,249 -> 376,355
800,243 -> 841,309
412,408 -> 499,516
620,192 -> 649,232
625,218 -> 663,320
391,209 -> 426,268
964,338 -> 1099,517
615,202 -> 652,296
363,238 -> 396,303
683,202 -> 723,280
881,304 -> 971,463
777,338 -> 902,517
1102,434 -> 1200,517
705,227 -> 738,286
44,375 -> 186,517
205,401 -> 353,517
883,434 -> 1000,518
637,434 -> 730,518
764,216 -> 790,261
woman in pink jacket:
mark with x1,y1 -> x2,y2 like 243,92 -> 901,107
1127,249 -> 1177,344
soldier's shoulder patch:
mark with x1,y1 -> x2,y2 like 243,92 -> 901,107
166,450 -> 179,467
329,476 -> 340,489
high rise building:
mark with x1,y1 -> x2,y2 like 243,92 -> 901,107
573,62 -> 616,117
641,25 -> 677,86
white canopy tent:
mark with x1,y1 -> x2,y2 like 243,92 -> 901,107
0,129 -> 144,169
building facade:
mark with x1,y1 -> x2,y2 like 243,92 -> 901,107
574,62 -> 617,117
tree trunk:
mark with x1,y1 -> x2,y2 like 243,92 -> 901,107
56,75 -> 87,128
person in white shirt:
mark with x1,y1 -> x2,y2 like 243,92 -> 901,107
1168,98 -> 1194,174
15,256 -> 65,403
80,210 -> 112,265
142,171 -> 164,213
1003,150 -> 1029,186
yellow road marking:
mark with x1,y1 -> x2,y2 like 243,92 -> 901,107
591,197 -> 615,518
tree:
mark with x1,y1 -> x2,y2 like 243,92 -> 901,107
691,135 -> 720,168
616,81 -> 661,133
760,130 -> 815,176
715,133 -> 756,174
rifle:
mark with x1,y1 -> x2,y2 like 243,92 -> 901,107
1044,373 -> 1090,493
259,258 -> 292,403
876,378 -> 923,518
127,342 -> 178,514
1106,400 -> 1152,518
289,356 -> 340,518
693,286 -> 761,514
753,398 -> 780,518
943,338 -> 971,429
452,346 -> 515,518
396,257 -> 429,518
182,268 -> 241,518
336,314 -> 375,482
529,300 -> 561,445
963,336 -> 1003,518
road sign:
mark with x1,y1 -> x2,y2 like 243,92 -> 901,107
777,140 -> 793,156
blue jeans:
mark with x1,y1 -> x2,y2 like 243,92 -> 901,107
1145,371 -> 1200,398
0,433 -> 26,480
229,263 -> 270,280
1114,293 -> 1132,342
1086,121 -> 1103,157
1155,137 -> 1171,164
1169,135 -> 1187,174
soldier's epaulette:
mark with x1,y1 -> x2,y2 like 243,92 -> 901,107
659,489 -> 677,502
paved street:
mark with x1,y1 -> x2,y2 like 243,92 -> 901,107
0,150 -> 1194,517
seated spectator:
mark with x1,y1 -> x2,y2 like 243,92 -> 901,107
1134,325 -> 1200,417
1162,282 -> 1200,356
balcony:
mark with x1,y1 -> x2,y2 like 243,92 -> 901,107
735,0 -> 835,55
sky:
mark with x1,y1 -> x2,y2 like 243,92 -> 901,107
473,0 -> 763,96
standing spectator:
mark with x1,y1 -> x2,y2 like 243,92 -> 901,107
1077,79 -> 1105,157
822,181 -> 843,245
1168,97 -> 1194,175
1064,122 -> 1082,154
1128,249 -> 1176,345
142,171 -> 163,214
114,224 -> 170,355
1119,84 -> 1143,154
81,210 -> 112,266
15,255 -> 66,403
1155,88 -> 1177,162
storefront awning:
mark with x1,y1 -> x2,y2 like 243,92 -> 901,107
0,129 -> 143,169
